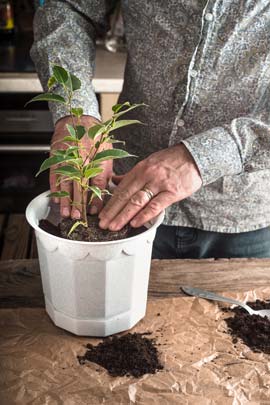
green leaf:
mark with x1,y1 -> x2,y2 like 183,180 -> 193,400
84,167 -> 103,179
71,107 -> 83,117
53,165 -> 81,178
25,93 -> 66,106
66,124 -> 76,138
89,185 -> 102,200
76,125 -> 86,139
68,221 -> 87,236
112,101 -> 130,113
62,136 -> 77,143
93,149 -> 134,164
47,75 -> 56,89
69,73 -> 81,91
110,119 -> 142,132
36,155 -> 76,176
47,191 -> 70,198
113,103 -> 146,119
53,65 -> 69,84
88,124 -> 104,140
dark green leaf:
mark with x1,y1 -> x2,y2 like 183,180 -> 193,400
25,93 -> 66,106
69,73 -> 81,91
36,155 -> 76,176
93,149 -> 134,164
76,125 -> 86,139
88,124 -> 104,140
47,191 -> 70,198
53,65 -> 69,84
53,165 -> 81,178
71,107 -> 83,117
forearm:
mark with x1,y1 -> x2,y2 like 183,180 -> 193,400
31,1 -> 115,124
181,115 -> 270,185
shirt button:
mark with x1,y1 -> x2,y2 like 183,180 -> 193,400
190,69 -> 198,78
177,119 -> 185,127
205,13 -> 213,22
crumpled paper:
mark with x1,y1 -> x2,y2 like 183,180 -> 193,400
1,288 -> 270,405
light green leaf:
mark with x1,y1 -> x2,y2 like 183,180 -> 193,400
88,124 -> 104,140
25,93 -> 66,106
53,65 -> 69,84
76,125 -> 86,139
112,101 -> 130,113
113,103 -> 146,119
93,149 -> 134,164
47,191 -> 70,198
71,107 -> 83,117
53,165 -> 81,178
111,119 -> 142,131
66,124 -> 76,138
89,185 -> 102,200
68,220 -> 87,236
84,167 -> 103,179
47,75 -> 56,89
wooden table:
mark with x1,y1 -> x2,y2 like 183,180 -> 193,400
1,258 -> 270,405
1,258 -> 270,307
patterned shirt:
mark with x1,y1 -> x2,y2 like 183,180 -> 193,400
31,1 -> 270,233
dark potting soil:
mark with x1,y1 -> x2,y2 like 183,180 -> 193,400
224,299 -> 270,354
77,332 -> 164,378
39,216 -> 146,242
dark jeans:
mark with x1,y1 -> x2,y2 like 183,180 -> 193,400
152,225 -> 270,259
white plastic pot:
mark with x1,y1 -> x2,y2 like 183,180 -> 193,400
26,191 -> 164,336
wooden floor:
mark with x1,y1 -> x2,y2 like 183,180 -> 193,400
0,213 -> 38,260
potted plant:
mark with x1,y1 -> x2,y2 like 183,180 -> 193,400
26,65 -> 164,336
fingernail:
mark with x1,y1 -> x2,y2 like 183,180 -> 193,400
53,198 -> 59,204
62,207 -> 70,217
109,223 -> 118,231
90,206 -> 98,215
99,220 -> 108,229
73,209 -> 81,219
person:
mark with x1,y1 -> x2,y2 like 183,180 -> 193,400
31,1 -> 270,259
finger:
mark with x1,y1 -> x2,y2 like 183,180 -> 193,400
107,189 -> 155,231
98,173 -> 143,226
130,192 -> 172,227
60,178 -> 72,217
49,169 -> 60,203
89,171 -> 109,215
71,181 -> 83,219
111,174 -> 125,185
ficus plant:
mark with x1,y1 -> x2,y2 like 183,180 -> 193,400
26,65 -> 144,235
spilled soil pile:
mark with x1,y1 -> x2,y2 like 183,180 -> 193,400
77,332 -> 163,378
225,299 -> 270,354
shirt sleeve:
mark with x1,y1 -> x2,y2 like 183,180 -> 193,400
181,115 -> 270,185
30,0 -> 117,124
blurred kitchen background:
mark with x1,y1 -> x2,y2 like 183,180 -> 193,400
0,0 -> 125,259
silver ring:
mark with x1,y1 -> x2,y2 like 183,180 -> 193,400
141,186 -> 154,200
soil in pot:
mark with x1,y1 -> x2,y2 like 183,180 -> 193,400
77,332 -> 164,378
224,299 -> 270,354
39,215 -> 146,242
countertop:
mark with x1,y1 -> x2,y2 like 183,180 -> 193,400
0,43 -> 126,93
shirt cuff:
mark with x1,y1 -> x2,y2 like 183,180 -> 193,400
182,126 -> 243,185
48,81 -> 101,125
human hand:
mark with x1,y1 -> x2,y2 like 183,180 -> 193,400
98,144 -> 202,230
50,115 -> 113,218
